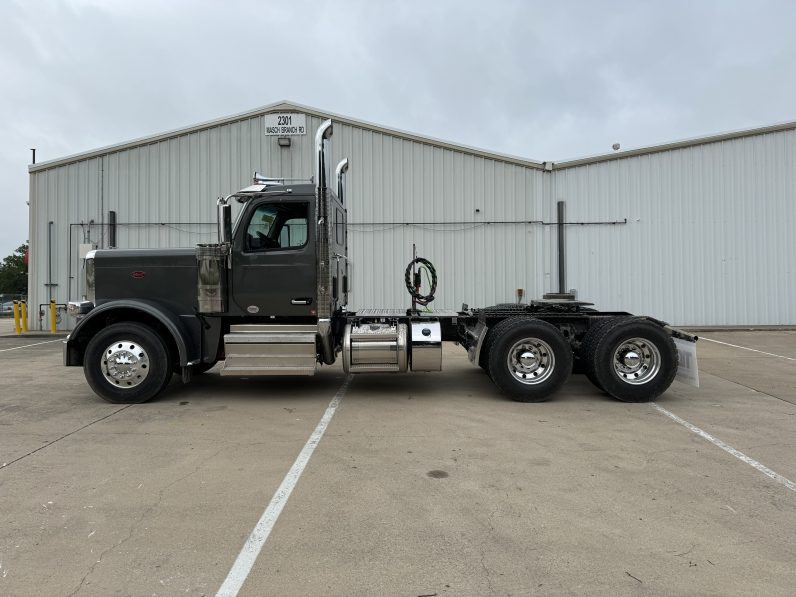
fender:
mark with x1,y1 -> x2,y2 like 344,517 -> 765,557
64,299 -> 196,367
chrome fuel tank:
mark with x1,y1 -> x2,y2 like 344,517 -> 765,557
342,323 -> 408,373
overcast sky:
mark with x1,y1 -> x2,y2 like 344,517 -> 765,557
1,0 -> 795,257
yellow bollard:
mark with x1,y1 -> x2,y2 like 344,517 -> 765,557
49,299 -> 57,334
12,301 -> 21,335
21,301 -> 28,333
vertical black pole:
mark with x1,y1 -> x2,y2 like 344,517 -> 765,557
411,243 -> 417,313
108,210 -> 117,249
557,201 -> 566,294
30,148 -> 36,164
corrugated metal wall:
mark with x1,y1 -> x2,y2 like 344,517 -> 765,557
28,107 -> 796,329
28,110 -> 550,329
550,129 -> 796,325
337,127 -> 548,311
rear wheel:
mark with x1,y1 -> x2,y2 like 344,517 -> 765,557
84,322 -> 173,404
478,315 -> 527,373
584,317 -> 677,402
578,316 -> 626,391
487,318 -> 572,402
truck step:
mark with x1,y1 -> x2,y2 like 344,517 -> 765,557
221,324 -> 318,377
220,365 -> 316,377
224,332 -> 317,344
230,324 -> 317,333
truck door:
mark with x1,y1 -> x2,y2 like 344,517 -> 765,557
231,198 -> 316,317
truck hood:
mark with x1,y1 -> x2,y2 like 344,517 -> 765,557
94,247 -> 196,265
93,248 -> 198,314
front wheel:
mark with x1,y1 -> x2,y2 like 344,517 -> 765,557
84,323 -> 173,404
487,318 -> 573,402
584,317 -> 677,402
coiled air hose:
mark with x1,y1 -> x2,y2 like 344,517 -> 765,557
404,257 -> 437,306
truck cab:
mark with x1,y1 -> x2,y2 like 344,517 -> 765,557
65,120 -> 351,401
225,181 -> 347,320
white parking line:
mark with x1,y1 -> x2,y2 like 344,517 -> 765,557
653,403 -> 796,493
700,337 -> 796,361
0,339 -> 63,352
216,375 -> 352,597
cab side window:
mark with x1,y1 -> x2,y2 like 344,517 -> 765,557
245,203 -> 308,251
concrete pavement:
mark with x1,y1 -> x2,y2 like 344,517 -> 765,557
0,332 -> 794,596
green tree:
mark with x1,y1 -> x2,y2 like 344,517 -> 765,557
0,243 -> 28,295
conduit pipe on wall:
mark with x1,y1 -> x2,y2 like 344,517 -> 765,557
557,201 -> 566,294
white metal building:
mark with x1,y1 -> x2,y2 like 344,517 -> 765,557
28,101 -> 796,328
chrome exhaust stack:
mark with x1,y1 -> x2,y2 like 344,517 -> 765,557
314,120 -> 336,364
335,158 -> 349,204
315,120 -> 333,191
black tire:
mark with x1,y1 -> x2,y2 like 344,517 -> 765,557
578,316 -> 627,391
584,317 -> 677,402
84,322 -> 173,404
478,316 -> 523,373
477,306 -> 531,372
487,317 -> 573,402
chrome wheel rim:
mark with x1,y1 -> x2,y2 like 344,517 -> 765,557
506,338 -> 555,385
612,337 -> 660,385
101,340 -> 150,388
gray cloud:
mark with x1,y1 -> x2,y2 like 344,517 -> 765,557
1,0 -> 795,256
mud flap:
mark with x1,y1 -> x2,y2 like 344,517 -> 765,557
674,338 -> 699,387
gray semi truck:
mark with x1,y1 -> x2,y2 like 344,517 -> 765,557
64,120 -> 697,404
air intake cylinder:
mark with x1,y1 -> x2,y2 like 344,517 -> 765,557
196,243 -> 229,313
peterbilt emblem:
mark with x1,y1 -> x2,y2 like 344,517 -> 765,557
247,305 -> 260,314
131,271 -> 146,279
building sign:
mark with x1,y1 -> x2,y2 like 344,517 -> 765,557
264,113 -> 307,136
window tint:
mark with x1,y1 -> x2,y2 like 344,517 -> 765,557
245,202 -> 308,251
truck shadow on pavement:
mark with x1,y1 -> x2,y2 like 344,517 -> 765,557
153,369 -> 349,405
153,365 -> 636,406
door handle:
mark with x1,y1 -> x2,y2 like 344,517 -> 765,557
291,298 -> 312,305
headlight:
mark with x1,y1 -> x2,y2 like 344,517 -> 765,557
67,301 -> 94,318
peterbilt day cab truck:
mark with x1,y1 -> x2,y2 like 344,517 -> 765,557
65,120 -> 697,404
